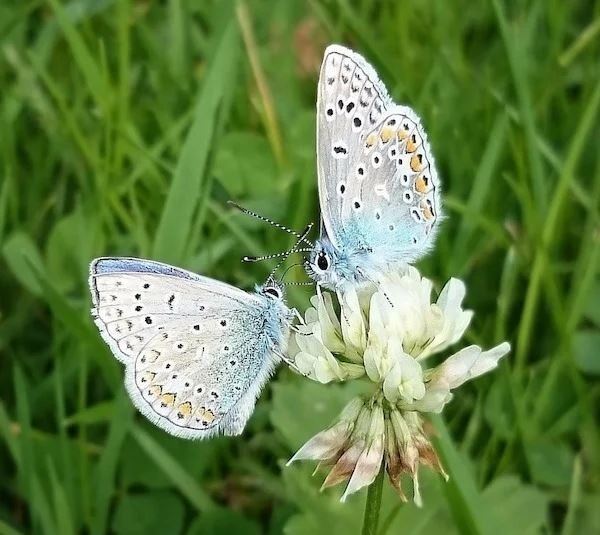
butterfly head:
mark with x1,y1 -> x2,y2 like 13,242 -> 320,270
259,277 -> 285,300
306,237 -> 345,289
257,278 -> 294,348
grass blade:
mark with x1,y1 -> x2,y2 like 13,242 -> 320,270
0,519 -> 24,535
430,415 -> 496,535
46,0 -> 111,112
152,20 -> 240,264
515,79 -> 600,373
91,390 -> 133,535
130,425 -> 215,512
492,0 -> 547,211
47,458 -> 75,535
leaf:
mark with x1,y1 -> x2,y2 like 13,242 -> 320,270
45,207 -> 96,293
281,464 -> 366,535
563,492 -> 600,535
430,415 -> 497,535
270,379 -> 367,451
451,113 -> 509,272
92,391 -> 134,535
582,281 -> 600,327
130,425 -> 215,512
283,463 -> 453,535
0,519 -> 25,535
275,381 -> 456,534
482,476 -> 549,534
63,401 -> 115,427
273,381 -> 372,532
2,232 -> 45,296
47,459 -> 75,535
46,0 -> 111,111
120,423 -> 219,490
573,329 -> 600,375
212,132 -> 278,198
483,379 -> 514,439
528,440 -> 574,487
112,491 -> 185,535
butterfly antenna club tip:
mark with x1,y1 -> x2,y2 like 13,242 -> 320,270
227,200 -> 245,212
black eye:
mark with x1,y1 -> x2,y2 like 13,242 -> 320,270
265,287 -> 280,298
317,253 -> 329,271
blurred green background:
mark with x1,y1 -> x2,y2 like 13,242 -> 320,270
1,0 -> 599,533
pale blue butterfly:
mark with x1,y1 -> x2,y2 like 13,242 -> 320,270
305,45 -> 442,290
89,257 -> 295,439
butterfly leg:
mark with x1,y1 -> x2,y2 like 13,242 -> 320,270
272,348 -> 308,377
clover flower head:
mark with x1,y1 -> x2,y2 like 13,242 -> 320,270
288,396 -> 385,502
287,267 -> 510,502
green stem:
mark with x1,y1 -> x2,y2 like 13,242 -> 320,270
362,465 -> 385,535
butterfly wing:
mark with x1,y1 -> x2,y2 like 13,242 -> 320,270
90,257 -> 283,439
317,44 -> 391,248
316,45 -> 440,264
346,106 -> 441,261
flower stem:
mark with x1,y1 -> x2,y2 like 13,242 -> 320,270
362,465 -> 384,535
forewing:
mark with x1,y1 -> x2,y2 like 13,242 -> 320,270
90,258 -> 279,439
317,45 -> 390,247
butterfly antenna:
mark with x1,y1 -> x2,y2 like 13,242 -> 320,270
267,224 -> 313,280
228,201 -> 314,247
243,248 -> 312,263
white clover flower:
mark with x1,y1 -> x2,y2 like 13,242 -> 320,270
290,288 -> 366,382
382,344 -> 426,404
288,397 -> 385,502
287,397 -> 364,464
288,266 -> 510,502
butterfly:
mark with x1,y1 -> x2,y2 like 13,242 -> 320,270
89,257 -> 294,439
304,45 -> 442,290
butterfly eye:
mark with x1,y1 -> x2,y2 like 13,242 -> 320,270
264,287 -> 281,299
317,252 -> 329,271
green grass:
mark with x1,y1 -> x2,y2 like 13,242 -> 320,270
1,0 -> 599,533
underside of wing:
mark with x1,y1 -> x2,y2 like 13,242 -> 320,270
89,258 -> 251,364
316,46 -> 441,266
317,45 -> 391,248
125,313 -> 277,439
342,107 -> 441,262
89,257 -> 279,439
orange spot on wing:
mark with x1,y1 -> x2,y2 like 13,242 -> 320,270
195,407 -> 216,425
380,126 -> 394,143
159,393 -> 176,407
365,133 -> 377,149
141,371 -> 156,384
177,402 -> 192,419
410,153 -> 424,172
406,134 -> 419,153
396,128 -> 408,141
149,385 -> 162,397
420,200 -> 436,221
414,174 -> 431,193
